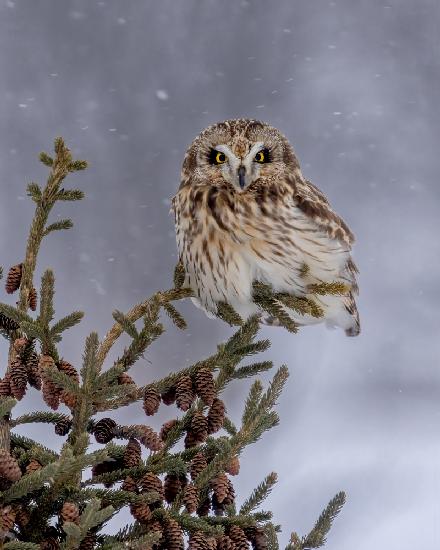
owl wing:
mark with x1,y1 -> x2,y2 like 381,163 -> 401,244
292,178 -> 355,247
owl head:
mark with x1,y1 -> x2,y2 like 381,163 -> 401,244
181,119 -> 300,193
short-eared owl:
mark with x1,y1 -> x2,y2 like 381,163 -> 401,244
172,119 -> 360,336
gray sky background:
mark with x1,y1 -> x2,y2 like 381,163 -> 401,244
0,1 -> 439,548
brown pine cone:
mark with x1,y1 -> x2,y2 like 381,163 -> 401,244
0,449 -> 22,481
13,337 -> 28,355
123,437 -> 142,468
0,505 -> 16,532
212,492 -> 226,516
93,418 -> 117,444
189,531 -> 213,550
194,367 -> 216,406
183,483 -> 198,514
196,495 -> 211,517
121,476 -> 138,493
40,537 -> 60,550
226,455 -> 240,476
175,374 -> 195,411
130,502 -> 151,523
5,263 -> 22,294
0,373 -> 11,396
229,526 -> 249,550
39,355 -> 60,410
26,459 -> 42,474
245,527 -> 268,550
143,385 -> 161,416
15,506 -> 31,527
139,472 -> 164,501
210,473 -> 229,504
91,459 -> 122,488
161,385 -> 176,405
184,429 -> 199,449
78,533 -> 97,550
25,352 -> 41,390
28,287 -> 38,311
217,535 -> 235,550
190,452 -> 208,481
118,372 -> 134,385
10,358 -> 28,400
191,411 -> 208,444
138,425 -> 163,452
207,398 -> 226,434
60,501 -> 79,524
58,360 -> 79,409
164,517 -> 184,550
159,418 -> 178,442
224,478 -> 235,506
55,416 -> 72,436
164,473 -> 183,504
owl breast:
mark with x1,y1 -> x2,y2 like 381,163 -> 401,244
173,184 -> 355,329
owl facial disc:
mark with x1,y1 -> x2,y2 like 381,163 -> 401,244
214,141 -> 265,192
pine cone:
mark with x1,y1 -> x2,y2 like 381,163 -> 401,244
194,367 -> 216,406
26,459 -> 42,474
164,517 -> 184,550
0,312 -> 19,333
39,355 -> 61,410
121,476 -> 138,493
26,352 -> 42,390
245,527 -> 268,550
210,473 -> 229,504
138,425 -> 163,451
190,452 -> 208,481
55,416 -> 72,436
130,502 -> 151,523
123,437 -> 142,468
161,385 -> 176,405
78,533 -> 97,550
229,526 -> 249,549
184,429 -> 199,449
91,459 -> 122,488
118,372 -> 134,385
93,417 -> 117,444
164,473 -> 183,504
58,360 -> 79,409
212,492 -> 226,516
0,505 -> 16,532
226,455 -> 240,476
191,411 -> 208,444
183,483 -> 199,514
13,337 -> 28,355
143,385 -> 161,416
0,373 -> 11,396
40,537 -> 60,550
60,501 -> 79,524
196,496 -> 211,517
217,535 -> 235,550
175,374 -> 195,411
207,398 -> 226,434
224,478 -> 235,506
139,472 -> 164,501
28,287 -> 38,311
15,506 -> 31,527
189,531 -> 213,550
159,418 -> 178,442
0,449 -> 22,481
10,358 -> 28,400
5,263 -> 22,294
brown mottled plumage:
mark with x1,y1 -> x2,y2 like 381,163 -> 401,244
172,119 -> 360,336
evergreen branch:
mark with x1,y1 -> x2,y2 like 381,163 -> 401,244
301,491 -> 346,548
4,542 -> 41,549
0,396 -> 16,417
162,301 -> 187,330
253,282 -> 298,333
56,188 -> 85,201
265,523 -> 280,550
43,218 -> 73,236
39,151 -> 53,166
1,461 -> 59,502
216,301 -> 244,326
10,433 -> 58,462
100,532 -> 162,550
12,411 -> 68,427
63,499 -> 114,549
50,311 -> 84,335
68,159 -> 88,171
26,182 -> 42,203
0,311 -> 20,340
275,293 -> 324,319
0,303 -> 35,330
173,261 -> 186,289
38,269 -> 55,326
112,310 -> 139,339
240,472 -> 278,515
242,380 -> 264,427
44,366 -> 80,395
307,282 -> 350,296
233,361 -> 273,380
222,417 -> 237,436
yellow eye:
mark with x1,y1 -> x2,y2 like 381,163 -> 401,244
255,150 -> 266,163
215,151 -> 226,164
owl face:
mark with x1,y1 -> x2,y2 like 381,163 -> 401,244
181,119 -> 299,193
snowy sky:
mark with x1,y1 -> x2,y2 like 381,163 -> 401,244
0,1 -> 439,548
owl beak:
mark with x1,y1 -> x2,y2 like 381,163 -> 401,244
237,165 -> 246,189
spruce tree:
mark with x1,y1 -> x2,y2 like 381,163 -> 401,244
0,138 -> 345,549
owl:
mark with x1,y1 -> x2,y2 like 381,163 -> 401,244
172,119 -> 360,336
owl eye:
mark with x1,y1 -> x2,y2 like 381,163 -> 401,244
254,149 -> 270,163
209,149 -> 227,165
